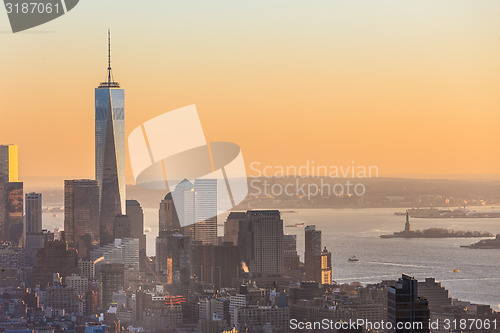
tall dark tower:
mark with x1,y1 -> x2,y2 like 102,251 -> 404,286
388,274 -> 430,333
95,31 -> 125,246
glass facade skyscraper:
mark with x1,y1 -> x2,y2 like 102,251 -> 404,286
95,32 -> 125,246
64,179 -> 100,258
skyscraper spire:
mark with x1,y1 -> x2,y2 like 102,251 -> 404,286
99,29 -> 119,88
108,29 -> 111,85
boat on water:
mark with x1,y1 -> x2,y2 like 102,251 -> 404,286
453,269 -> 460,273
348,255 -> 359,262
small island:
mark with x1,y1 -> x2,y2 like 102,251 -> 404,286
461,234 -> 500,249
381,211 -> 493,239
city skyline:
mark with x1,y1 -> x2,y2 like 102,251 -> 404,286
1,2 -> 500,332
3,1 -> 500,181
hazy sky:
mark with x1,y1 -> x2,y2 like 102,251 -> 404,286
2,0 -> 500,183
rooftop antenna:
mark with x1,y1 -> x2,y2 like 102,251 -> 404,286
99,29 -> 120,88
107,29 -> 112,85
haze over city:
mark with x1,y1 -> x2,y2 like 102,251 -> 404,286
3,1 -> 500,182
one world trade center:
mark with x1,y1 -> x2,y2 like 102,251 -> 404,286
95,31 -> 125,246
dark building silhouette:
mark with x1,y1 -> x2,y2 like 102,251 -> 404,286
0,145 -> 23,247
191,242 -> 239,290
304,225 -> 332,284
64,179 -> 99,258
25,192 -> 42,236
283,234 -> 300,273
159,193 -> 181,232
238,210 -> 284,276
33,240 -> 80,288
25,230 -> 54,268
304,225 -> 321,281
0,182 -> 23,246
114,214 -> 131,239
155,230 -> 191,289
100,262 -> 124,309
388,274 -> 430,333
223,212 -> 246,246
126,200 -> 146,271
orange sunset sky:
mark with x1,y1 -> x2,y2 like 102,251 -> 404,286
2,1 -> 500,184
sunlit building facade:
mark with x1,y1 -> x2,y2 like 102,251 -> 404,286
0,145 -> 23,246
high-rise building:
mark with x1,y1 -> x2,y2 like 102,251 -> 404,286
304,226 -> 333,284
33,240 -> 80,287
155,230 -> 191,289
0,182 -> 23,247
64,179 -> 99,258
126,200 -> 147,271
304,225 -> 321,281
193,179 -> 217,245
172,179 -> 195,229
317,247 -> 333,285
0,145 -> 23,246
167,178 -> 217,245
191,242 -> 239,290
238,210 -> 284,276
25,192 -> 42,236
158,193 -> 181,232
388,274 -> 430,333
25,229 -> 54,267
95,31 -> 125,246
100,262 -> 124,309
223,212 -> 246,246
417,277 -> 453,312
114,214 -> 131,239
283,234 -> 300,274
0,144 -> 18,182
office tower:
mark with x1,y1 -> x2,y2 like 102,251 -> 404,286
0,144 -> 18,182
317,247 -> 333,285
193,179 -> 217,245
0,145 -> 23,246
33,240 -> 80,287
155,230 -> 191,289
64,179 -> 99,258
223,211 -> 246,245
283,234 -> 300,274
417,278 -> 453,312
25,192 -> 42,236
95,31 -> 125,246
126,200 -> 144,238
238,210 -> 284,276
191,242 -> 239,290
304,225 -> 321,281
126,200 -> 147,271
114,214 -> 131,239
159,193 -> 181,232
79,259 -> 95,281
172,179 -> 195,234
100,262 -> 124,309
388,274 -> 430,333
168,178 -> 217,245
